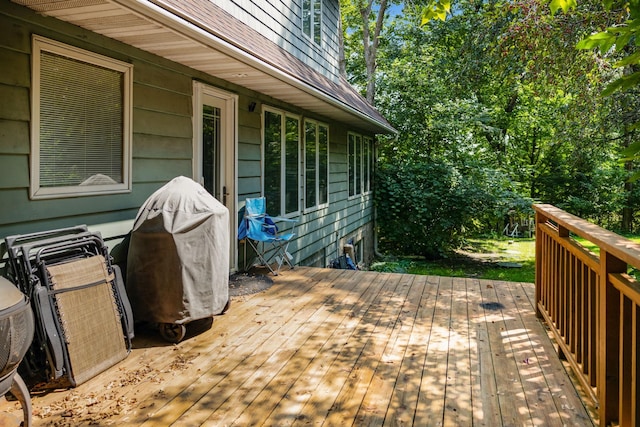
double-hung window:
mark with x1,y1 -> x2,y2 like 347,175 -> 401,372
304,119 -> 329,209
348,132 -> 374,197
263,108 -> 300,216
30,36 -> 132,199
302,0 -> 322,45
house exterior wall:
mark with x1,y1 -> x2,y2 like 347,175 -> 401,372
211,0 -> 342,82
0,1 -> 376,270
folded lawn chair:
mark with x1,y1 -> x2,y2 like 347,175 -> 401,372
238,197 -> 297,275
3,226 -> 133,388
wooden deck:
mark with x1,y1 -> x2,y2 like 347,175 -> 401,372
1,267 -> 595,426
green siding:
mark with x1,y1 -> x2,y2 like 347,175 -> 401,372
237,98 -> 262,200
132,159 -> 192,183
132,134 -> 192,159
0,120 -> 29,154
133,83 -> 192,116
133,109 -> 193,139
132,59 -> 193,95
0,85 -> 29,121
0,49 -> 29,86
238,142 -> 261,161
238,177 -> 261,196
0,155 -> 28,189
0,14 -> 30,52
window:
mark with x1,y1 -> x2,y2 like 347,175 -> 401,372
348,133 -> 360,197
302,0 -> 322,45
349,132 -> 374,197
263,108 -> 300,216
364,136 -> 374,193
30,36 -> 132,199
304,120 -> 329,209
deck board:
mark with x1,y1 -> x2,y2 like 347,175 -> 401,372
0,267 -> 595,426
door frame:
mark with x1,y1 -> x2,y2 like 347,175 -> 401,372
192,81 -> 238,272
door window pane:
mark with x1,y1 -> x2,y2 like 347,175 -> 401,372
202,104 -> 221,199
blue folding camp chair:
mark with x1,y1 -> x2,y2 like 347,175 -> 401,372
238,197 -> 297,275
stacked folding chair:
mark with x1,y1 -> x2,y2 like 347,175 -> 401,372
3,226 -> 133,388
238,197 -> 297,275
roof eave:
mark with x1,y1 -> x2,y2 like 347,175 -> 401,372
119,0 -> 396,134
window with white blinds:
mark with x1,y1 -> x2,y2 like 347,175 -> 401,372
30,36 -> 132,199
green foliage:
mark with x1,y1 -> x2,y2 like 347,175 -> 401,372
421,0 -> 451,23
576,16 -> 640,96
549,0 -> 578,14
375,160 -> 530,258
341,0 -> 640,256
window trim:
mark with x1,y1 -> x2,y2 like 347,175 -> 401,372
302,0 -> 323,46
261,106 -> 301,218
30,35 -> 133,200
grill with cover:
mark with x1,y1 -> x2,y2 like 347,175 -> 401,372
126,176 -> 230,343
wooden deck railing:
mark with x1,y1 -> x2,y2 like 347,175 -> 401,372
534,204 -> 640,426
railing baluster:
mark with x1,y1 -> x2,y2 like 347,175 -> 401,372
633,305 -> 638,426
535,210 -> 545,319
589,268 -> 597,387
620,293 -> 632,426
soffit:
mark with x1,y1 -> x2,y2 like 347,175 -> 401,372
12,0 -> 395,134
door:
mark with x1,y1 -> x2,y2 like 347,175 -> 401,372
193,82 -> 238,271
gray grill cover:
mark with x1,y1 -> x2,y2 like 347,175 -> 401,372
126,176 -> 229,324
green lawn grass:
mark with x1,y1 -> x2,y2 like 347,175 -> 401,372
573,233 -> 640,255
371,232 -> 640,283
371,237 -> 536,283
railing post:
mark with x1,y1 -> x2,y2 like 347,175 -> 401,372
598,250 -> 625,425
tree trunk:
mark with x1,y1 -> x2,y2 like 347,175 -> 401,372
360,0 -> 387,104
338,6 -> 346,77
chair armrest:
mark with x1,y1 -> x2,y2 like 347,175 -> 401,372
268,216 -> 298,223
